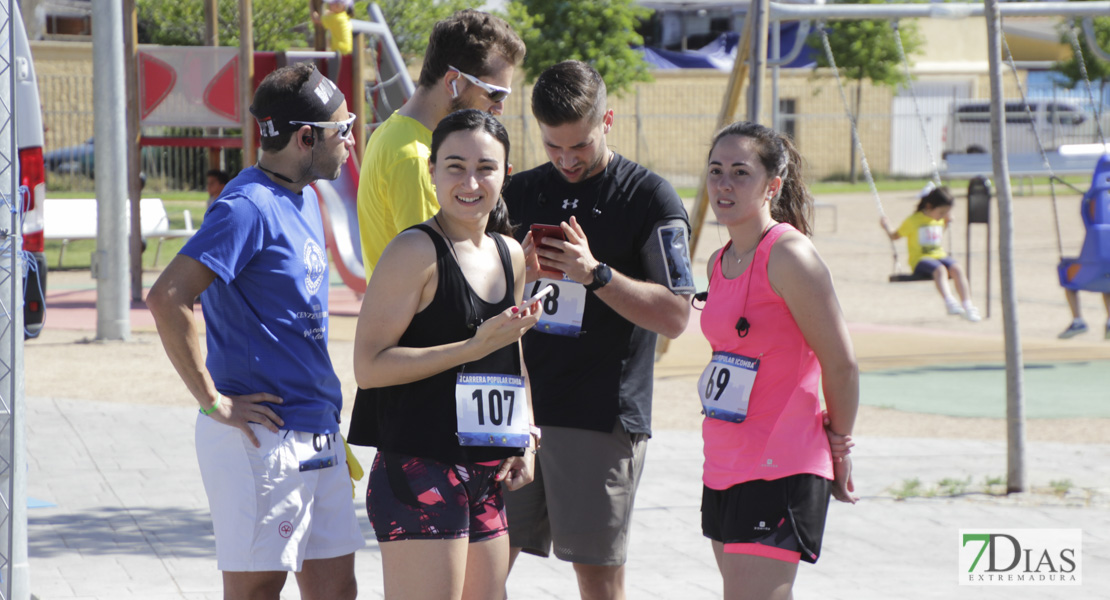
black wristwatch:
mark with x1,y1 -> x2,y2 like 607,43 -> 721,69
584,262 -> 612,292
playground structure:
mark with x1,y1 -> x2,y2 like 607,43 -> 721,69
1058,154 -> 1110,293
120,3 -> 414,297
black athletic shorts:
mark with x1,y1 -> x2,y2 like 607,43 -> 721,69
701,474 -> 831,564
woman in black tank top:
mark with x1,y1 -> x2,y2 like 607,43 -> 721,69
348,110 -> 543,596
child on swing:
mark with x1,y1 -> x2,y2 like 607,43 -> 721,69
880,185 -> 982,322
310,0 -> 354,56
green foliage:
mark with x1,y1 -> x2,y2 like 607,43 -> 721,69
136,0 -> 311,52
983,475 -> 1005,495
806,0 -> 924,89
1053,15 -> 1110,90
937,476 -> 971,497
507,0 -> 653,96
1049,479 -> 1074,497
375,0 -> 473,63
890,477 -> 923,500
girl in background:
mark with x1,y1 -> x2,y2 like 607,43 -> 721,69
881,185 -> 981,322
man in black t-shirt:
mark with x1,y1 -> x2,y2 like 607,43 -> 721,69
503,60 -> 695,599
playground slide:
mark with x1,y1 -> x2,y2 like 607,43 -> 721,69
313,154 -> 366,295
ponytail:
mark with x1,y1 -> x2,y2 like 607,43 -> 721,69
769,135 -> 813,236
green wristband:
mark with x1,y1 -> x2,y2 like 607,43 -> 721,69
199,395 -> 221,416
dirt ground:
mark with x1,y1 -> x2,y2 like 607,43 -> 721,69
25,188 -> 1110,444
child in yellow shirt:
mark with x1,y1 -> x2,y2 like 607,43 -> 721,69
880,185 -> 981,321
311,0 -> 353,55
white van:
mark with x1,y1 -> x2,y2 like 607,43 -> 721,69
943,99 -> 1101,157
9,4 -> 47,337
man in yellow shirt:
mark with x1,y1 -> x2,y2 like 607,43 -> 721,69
357,10 -> 525,280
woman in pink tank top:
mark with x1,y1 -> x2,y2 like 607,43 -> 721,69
696,121 -> 858,599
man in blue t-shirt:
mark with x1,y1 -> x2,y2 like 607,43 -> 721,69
148,63 -> 363,599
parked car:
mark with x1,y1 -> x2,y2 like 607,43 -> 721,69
43,136 -> 95,176
943,99 -> 1105,157
12,3 -> 47,337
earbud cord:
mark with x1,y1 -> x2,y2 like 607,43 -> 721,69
256,129 -> 317,185
433,213 -> 482,332
735,223 -> 781,338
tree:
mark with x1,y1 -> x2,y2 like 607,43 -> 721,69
375,0 -> 472,63
1053,15 -> 1110,108
506,0 -> 653,96
806,0 -> 923,182
136,0 -> 312,52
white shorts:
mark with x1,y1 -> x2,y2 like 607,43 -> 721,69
195,415 -> 365,572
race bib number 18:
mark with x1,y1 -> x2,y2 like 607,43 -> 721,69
530,277 -> 586,337
697,352 -> 759,423
455,373 -> 529,447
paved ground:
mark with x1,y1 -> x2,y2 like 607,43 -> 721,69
25,396 -> 1110,600
25,189 -> 1110,598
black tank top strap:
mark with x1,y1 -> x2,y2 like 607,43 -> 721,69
490,232 -> 516,305
408,223 -> 449,258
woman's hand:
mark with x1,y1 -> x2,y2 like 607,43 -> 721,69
832,455 -> 858,504
469,303 -> 541,355
822,409 -> 854,462
495,450 -> 535,492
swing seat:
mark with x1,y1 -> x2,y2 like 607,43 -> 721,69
889,273 -> 931,283
1057,154 -> 1110,293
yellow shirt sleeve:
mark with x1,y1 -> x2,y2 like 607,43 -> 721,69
357,114 -> 438,281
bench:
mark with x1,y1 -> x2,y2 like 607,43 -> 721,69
43,197 -> 196,267
943,150 -> 1105,195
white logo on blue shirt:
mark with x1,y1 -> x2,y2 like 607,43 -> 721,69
304,239 -> 327,294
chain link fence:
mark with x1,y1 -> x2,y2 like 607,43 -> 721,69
39,72 -> 237,193
39,67 -> 1109,193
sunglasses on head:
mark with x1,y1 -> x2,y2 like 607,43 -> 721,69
289,114 -> 357,141
449,66 -> 511,103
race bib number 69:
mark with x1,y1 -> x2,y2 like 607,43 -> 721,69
697,352 -> 759,423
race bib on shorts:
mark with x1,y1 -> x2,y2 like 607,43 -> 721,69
297,432 -> 341,472
455,373 -> 529,447
697,352 -> 759,423
529,277 -> 586,337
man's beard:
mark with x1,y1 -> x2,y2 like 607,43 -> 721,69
449,94 -> 471,113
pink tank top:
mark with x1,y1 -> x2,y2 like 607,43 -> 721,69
699,223 -> 833,489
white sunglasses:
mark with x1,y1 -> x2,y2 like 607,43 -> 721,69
289,114 -> 357,140
449,66 -> 511,103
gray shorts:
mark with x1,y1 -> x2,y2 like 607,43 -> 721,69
504,423 -> 648,566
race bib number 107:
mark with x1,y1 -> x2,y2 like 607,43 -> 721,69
455,373 -> 529,447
